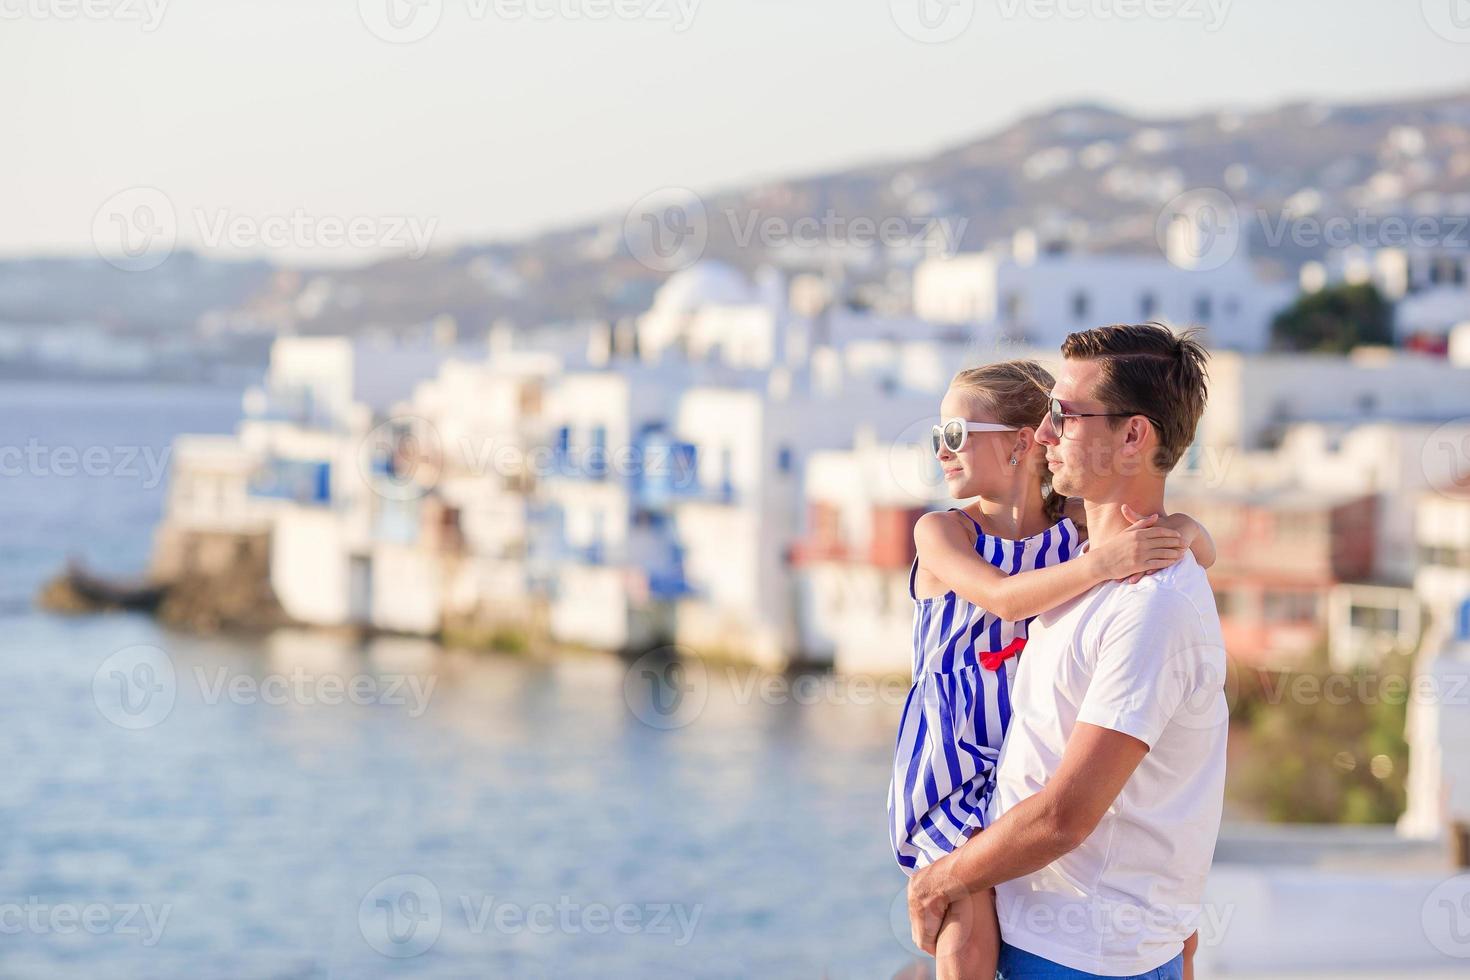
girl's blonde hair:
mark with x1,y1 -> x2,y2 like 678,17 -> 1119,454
949,359 -> 1067,524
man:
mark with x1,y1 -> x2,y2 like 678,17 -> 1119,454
907,323 -> 1228,979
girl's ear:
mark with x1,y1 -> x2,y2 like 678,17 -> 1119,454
1012,427 -> 1035,459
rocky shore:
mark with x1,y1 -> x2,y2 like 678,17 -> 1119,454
38,527 -> 292,634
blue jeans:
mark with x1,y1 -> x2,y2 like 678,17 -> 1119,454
996,942 -> 1183,980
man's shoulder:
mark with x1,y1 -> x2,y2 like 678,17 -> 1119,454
1095,554 -> 1222,643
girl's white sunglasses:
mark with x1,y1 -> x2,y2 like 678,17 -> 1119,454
931,418 -> 1019,456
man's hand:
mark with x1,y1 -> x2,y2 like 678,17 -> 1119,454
906,857 -> 962,955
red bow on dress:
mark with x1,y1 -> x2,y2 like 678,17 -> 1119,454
979,636 -> 1026,671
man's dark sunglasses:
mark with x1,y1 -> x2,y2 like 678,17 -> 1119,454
1047,396 -> 1163,438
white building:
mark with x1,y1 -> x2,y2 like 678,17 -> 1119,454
637,261 -> 970,371
1192,349 -> 1470,455
795,432 -> 945,675
914,230 -> 1295,351
538,362 -> 692,651
159,334 -> 506,631
1304,244 -> 1470,342
367,344 -> 564,637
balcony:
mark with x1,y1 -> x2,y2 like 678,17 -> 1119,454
247,458 -> 331,506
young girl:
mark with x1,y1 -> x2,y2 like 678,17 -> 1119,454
890,361 -> 1213,980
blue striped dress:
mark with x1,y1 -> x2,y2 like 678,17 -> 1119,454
889,509 -> 1079,873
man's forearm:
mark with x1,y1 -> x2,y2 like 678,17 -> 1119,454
936,790 -> 1081,893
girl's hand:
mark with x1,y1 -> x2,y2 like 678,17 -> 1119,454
1092,506 -> 1186,583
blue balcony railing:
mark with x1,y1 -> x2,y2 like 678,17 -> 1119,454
248,458 -> 332,505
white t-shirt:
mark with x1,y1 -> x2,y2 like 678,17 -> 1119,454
991,552 -> 1228,976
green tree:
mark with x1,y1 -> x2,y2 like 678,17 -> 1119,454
1270,283 -> 1394,353
1228,652 -> 1410,824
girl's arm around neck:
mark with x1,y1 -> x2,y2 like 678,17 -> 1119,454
913,512 -> 1108,623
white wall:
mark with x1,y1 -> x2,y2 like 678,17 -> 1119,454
1202,352 -> 1470,453
549,564 -> 629,649
370,542 -> 442,635
914,250 -> 1294,352
271,507 -> 353,626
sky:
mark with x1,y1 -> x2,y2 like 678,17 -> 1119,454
3,0 -> 1468,265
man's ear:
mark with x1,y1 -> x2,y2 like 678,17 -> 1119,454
1119,416 -> 1150,457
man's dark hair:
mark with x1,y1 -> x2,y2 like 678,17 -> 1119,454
1060,322 -> 1209,473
